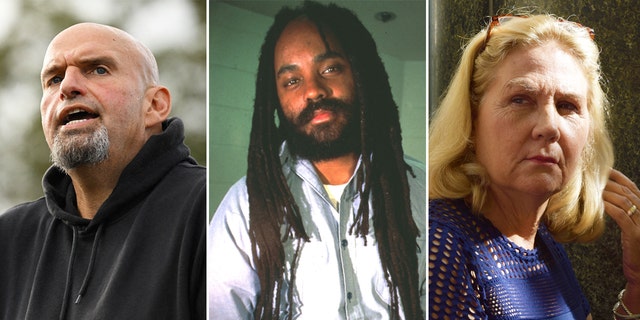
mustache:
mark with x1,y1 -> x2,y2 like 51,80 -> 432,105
295,98 -> 353,125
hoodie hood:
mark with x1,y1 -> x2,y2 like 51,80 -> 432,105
42,117 -> 195,232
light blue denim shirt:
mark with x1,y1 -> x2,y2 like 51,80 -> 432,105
208,143 -> 426,319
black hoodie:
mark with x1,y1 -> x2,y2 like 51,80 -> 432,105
0,118 -> 205,319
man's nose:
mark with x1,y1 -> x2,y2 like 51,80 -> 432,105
59,68 -> 86,100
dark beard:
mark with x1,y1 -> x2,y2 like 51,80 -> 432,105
280,98 -> 360,161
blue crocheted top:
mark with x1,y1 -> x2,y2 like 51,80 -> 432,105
429,198 -> 590,319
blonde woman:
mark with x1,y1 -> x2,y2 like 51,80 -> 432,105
429,14 -> 639,319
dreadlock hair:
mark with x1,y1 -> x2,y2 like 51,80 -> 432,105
246,1 -> 423,319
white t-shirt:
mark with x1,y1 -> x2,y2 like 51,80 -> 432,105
323,182 -> 348,209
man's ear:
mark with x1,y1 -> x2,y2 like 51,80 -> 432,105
144,85 -> 172,129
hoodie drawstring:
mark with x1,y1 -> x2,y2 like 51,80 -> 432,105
59,226 -> 78,320
58,224 -> 104,319
75,223 -> 104,304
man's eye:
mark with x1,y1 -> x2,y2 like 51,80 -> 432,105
94,67 -> 108,75
50,76 -> 63,84
322,65 -> 340,74
284,78 -> 299,87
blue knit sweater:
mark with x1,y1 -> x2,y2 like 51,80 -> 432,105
429,198 -> 590,319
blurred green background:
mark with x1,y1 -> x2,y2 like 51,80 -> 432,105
0,0 -> 206,213
430,0 -> 640,318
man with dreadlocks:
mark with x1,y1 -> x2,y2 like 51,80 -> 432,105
209,2 -> 425,319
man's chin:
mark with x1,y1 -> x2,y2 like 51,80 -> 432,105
304,125 -> 344,142
287,136 -> 359,161
51,125 -> 110,171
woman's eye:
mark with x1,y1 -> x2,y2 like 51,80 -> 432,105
558,102 -> 579,113
511,96 -> 528,105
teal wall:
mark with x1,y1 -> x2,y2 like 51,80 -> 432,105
209,2 -> 426,214
209,2 -> 271,216
431,1 -> 640,318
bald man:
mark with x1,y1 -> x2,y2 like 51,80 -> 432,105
0,23 -> 205,319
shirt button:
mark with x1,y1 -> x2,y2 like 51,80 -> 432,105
341,239 -> 348,248
347,292 -> 353,300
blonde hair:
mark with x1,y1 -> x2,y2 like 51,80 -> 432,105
429,14 -> 614,242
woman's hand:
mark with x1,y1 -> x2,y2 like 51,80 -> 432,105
603,168 -> 640,313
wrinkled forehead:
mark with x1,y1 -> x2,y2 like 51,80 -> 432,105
42,23 -> 158,83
